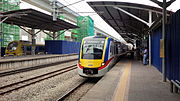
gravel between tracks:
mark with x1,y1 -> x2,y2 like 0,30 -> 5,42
0,68 -> 86,101
0,61 -> 77,87
63,78 -> 100,101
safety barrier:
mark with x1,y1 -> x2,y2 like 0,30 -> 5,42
170,80 -> 180,93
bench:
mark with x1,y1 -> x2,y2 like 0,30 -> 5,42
170,80 -> 180,93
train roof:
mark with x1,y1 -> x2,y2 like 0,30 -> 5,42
83,36 -> 112,40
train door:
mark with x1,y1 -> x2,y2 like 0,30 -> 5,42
109,41 -> 115,58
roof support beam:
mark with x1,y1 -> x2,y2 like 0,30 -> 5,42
91,4 -> 170,16
150,0 -> 176,8
0,16 -> 8,24
114,6 -> 153,27
149,11 -> 153,27
55,30 -> 67,39
149,16 -> 162,31
43,31 -> 54,38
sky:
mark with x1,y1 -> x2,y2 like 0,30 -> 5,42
21,0 -> 180,42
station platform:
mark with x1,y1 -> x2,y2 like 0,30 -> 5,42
80,59 -> 180,101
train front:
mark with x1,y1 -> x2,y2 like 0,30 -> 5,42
5,41 -> 19,56
77,37 -> 108,77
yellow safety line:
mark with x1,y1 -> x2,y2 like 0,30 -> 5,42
112,61 -> 132,101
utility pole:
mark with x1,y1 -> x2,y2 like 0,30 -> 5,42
150,0 -> 176,82
52,0 -> 57,21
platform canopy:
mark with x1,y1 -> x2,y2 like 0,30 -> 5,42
88,1 -> 172,42
0,9 -> 78,32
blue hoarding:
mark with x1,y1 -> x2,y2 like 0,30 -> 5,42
45,40 -> 80,54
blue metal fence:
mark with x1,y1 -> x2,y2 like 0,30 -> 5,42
152,9 -> 180,81
151,27 -> 162,72
45,40 -> 80,54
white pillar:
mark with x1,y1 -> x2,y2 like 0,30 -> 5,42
149,34 -> 151,66
148,11 -> 152,66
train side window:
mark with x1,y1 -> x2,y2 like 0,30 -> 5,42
113,44 -> 115,55
114,44 -> 115,54
114,45 -> 116,54
110,43 -> 112,56
110,42 -> 114,56
113,46 -> 114,55
112,44 -> 114,55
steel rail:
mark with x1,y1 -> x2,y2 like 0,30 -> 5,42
0,58 -> 77,77
56,79 -> 88,101
0,65 -> 77,95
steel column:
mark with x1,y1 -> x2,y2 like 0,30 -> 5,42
31,29 -> 36,55
162,0 -> 166,82
149,11 -> 152,66
149,34 -> 151,66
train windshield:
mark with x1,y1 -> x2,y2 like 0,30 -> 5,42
82,39 -> 105,59
7,42 -> 18,51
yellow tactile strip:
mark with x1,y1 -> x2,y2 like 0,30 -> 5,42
112,61 -> 132,101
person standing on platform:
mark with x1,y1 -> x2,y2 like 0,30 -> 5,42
143,47 -> 148,65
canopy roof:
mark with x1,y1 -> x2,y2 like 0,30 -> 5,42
88,1 -> 172,42
1,9 -> 78,32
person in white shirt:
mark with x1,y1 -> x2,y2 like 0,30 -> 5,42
143,47 -> 148,65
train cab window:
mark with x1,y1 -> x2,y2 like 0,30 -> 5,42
7,42 -> 18,51
26,46 -> 32,51
82,40 -> 105,59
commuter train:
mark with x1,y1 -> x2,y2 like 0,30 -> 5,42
77,36 -> 129,77
5,40 -> 45,56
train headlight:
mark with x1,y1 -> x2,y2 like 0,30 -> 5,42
101,63 -> 105,66
12,47 -> 17,51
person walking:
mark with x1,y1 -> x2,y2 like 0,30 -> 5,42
143,47 -> 148,65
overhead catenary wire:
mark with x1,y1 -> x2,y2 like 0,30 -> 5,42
62,0 -> 80,12
58,0 -> 85,10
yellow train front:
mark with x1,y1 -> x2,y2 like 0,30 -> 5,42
77,36 -> 124,77
5,40 -> 45,56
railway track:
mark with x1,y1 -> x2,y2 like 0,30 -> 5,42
0,58 -> 77,77
56,78 -> 100,101
0,64 -> 77,95
56,79 -> 88,101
